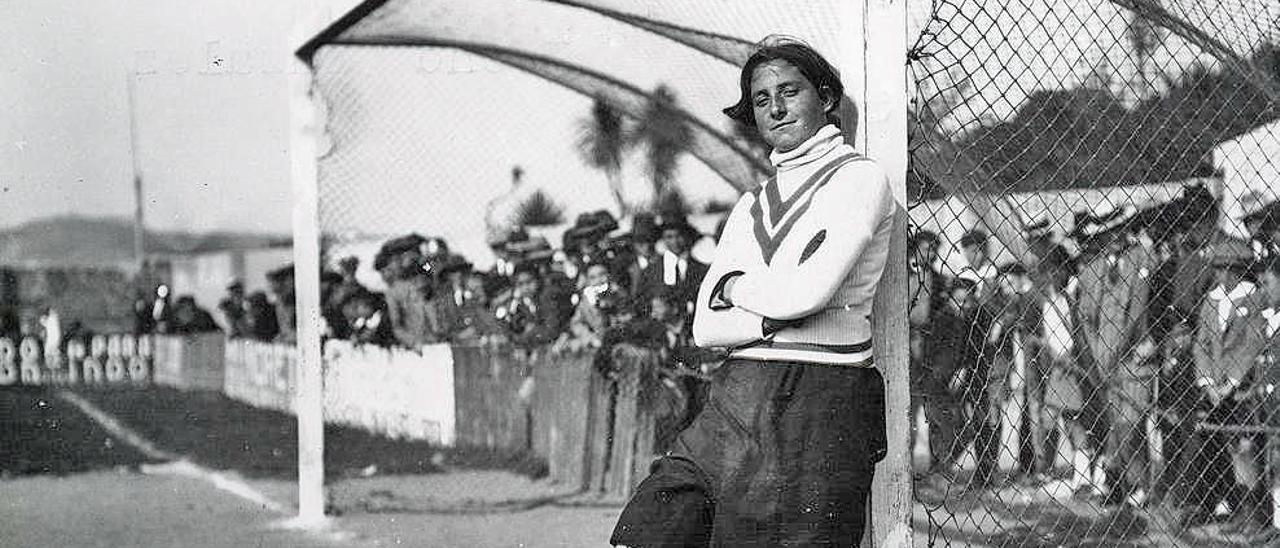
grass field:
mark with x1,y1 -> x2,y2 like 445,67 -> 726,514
1,387 -> 153,476
70,386 -> 547,481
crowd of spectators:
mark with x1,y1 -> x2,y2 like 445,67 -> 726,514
909,183 -> 1280,533
198,210 -> 718,445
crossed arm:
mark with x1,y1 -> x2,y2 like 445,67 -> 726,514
692,163 -> 891,348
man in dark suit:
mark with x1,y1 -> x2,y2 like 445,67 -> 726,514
1073,205 -> 1157,506
619,213 -> 661,294
1189,237 -> 1269,525
634,215 -> 708,322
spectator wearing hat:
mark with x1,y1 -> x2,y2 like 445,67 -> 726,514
620,213 -> 661,294
634,214 -> 708,323
219,279 -> 250,338
434,254 -> 497,342
564,211 -> 620,276
994,262 -> 1051,478
330,256 -> 366,313
555,261 -> 630,354
1031,245 -> 1098,491
1071,204 -> 1158,506
320,271 -> 352,339
1194,237 -> 1267,401
169,295 -> 221,335
266,266 -> 297,343
481,228 -> 524,301
915,276 -> 979,473
496,262 -> 572,348
381,234 -> 445,349
345,289 -> 395,347
244,291 -> 279,342
957,228 -> 997,296
1186,236 -> 1272,525
908,229 -> 949,469
965,262 -> 1043,486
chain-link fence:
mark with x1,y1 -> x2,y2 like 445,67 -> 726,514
909,0 -> 1280,545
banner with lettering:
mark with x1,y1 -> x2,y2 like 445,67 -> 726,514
0,335 -> 152,387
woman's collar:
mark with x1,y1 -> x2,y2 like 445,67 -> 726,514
770,124 -> 844,169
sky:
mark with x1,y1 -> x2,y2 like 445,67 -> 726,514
4,0 -> 1269,242
0,0 -> 744,238
1,0 -> 303,233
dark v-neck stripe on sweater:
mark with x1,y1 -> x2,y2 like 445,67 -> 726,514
750,154 -> 865,265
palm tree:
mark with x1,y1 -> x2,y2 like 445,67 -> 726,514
513,188 -> 566,227
576,97 -> 630,215
630,84 -> 692,212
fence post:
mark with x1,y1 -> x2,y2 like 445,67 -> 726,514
838,0 -> 911,545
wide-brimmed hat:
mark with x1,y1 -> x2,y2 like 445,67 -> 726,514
1132,183 -> 1218,241
1068,204 -> 1137,243
435,254 -> 473,275
506,236 -> 554,263
378,234 -> 428,260
655,214 -> 700,239
1022,215 -> 1052,239
266,264 -> 295,283
563,210 -> 618,249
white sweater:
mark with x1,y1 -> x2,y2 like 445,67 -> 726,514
692,125 -> 893,365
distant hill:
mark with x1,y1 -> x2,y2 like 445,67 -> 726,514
0,216 -> 290,270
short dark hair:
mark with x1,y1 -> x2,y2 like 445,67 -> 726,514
722,36 -> 843,128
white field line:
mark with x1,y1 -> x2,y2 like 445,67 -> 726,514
55,390 -> 179,461
54,391 -> 285,513
55,390 -> 358,541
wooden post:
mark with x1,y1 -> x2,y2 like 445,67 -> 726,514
288,50 -> 326,522
837,0 -> 911,545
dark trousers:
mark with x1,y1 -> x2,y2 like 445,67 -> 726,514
611,358 -> 886,547
1102,377 -> 1151,496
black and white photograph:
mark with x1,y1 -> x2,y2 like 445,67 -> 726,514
5,0 -> 1280,546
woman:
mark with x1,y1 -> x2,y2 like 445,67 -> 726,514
611,36 -> 893,547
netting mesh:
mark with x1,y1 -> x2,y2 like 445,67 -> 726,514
307,0 -> 1280,544
911,0 -> 1280,544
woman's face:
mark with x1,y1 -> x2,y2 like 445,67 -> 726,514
749,59 -> 831,153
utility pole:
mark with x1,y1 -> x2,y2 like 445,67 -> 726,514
127,72 -> 147,281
